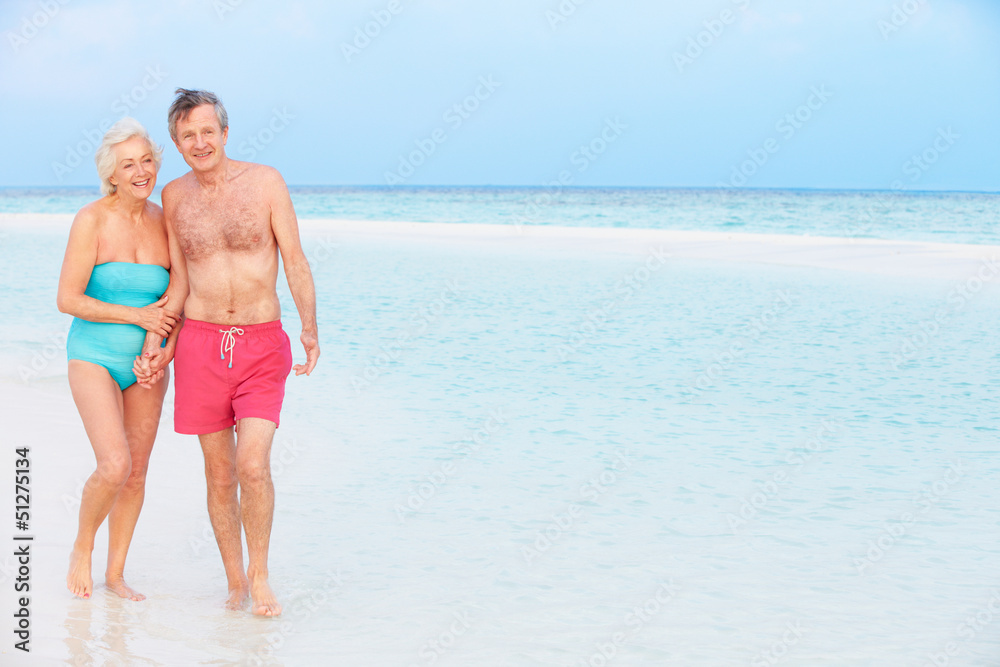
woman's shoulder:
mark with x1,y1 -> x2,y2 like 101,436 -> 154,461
70,198 -> 108,234
145,199 -> 165,218
142,200 -> 166,231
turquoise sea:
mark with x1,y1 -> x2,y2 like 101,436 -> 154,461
2,185 -> 1000,244
2,187 -> 999,664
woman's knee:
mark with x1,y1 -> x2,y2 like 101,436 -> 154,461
121,462 -> 149,492
95,453 -> 132,488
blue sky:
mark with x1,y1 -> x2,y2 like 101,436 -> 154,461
0,0 -> 997,191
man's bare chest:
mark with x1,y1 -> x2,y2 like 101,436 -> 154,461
174,195 -> 272,258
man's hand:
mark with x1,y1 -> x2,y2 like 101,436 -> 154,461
293,330 -> 319,376
133,347 -> 171,388
133,356 -> 162,388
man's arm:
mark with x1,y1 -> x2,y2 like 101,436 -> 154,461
267,167 -> 319,376
135,183 -> 191,387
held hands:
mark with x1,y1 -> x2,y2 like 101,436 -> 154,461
135,296 -> 176,337
133,347 -> 171,389
294,329 -> 319,376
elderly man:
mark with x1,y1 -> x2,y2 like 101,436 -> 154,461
140,88 -> 318,616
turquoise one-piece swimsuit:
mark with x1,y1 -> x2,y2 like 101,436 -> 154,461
66,262 -> 170,391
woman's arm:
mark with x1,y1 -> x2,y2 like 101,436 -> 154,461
56,206 -> 175,336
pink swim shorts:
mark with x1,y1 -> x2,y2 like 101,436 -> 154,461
174,319 -> 293,435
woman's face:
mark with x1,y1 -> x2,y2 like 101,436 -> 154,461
109,135 -> 157,200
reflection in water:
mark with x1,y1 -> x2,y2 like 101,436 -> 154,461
62,598 -> 94,667
62,585 -> 289,666
63,589 -> 144,666
212,610 -> 288,667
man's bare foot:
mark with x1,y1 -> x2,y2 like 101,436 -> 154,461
67,547 -> 93,599
105,575 -> 145,601
249,575 -> 282,616
225,583 -> 250,611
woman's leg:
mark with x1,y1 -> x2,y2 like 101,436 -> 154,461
67,361 -> 130,599
105,368 -> 168,600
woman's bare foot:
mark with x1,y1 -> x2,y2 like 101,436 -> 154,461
105,575 -> 145,601
249,575 -> 281,616
67,547 -> 93,599
226,583 -> 250,611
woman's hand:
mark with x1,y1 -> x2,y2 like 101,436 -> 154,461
134,296 -> 176,336
133,346 -> 172,388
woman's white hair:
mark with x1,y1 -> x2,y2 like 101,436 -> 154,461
94,117 -> 163,196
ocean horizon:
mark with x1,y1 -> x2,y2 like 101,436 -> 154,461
2,185 -> 999,246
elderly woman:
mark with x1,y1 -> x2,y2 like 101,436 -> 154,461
57,117 -> 180,601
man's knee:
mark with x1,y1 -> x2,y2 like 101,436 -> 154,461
236,458 -> 271,487
204,461 -> 238,493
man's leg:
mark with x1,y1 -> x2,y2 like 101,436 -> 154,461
235,417 -> 281,616
199,427 -> 249,610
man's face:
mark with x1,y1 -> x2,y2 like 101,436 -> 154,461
173,104 -> 228,171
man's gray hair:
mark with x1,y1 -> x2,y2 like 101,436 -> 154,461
167,87 -> 229,141
94,117 -> 163,197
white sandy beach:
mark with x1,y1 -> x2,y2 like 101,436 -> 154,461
299,218 -> 1000,281
7,212 -> 999,279
2,214 -> 999,664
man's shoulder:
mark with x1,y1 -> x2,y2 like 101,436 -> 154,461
235,163 -> 289,207
235,161 -> 285,186
162,172 -> 195,200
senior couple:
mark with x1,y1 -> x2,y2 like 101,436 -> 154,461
56,88 -> 319,616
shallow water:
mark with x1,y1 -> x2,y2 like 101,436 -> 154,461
3,226 -> 1000,665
